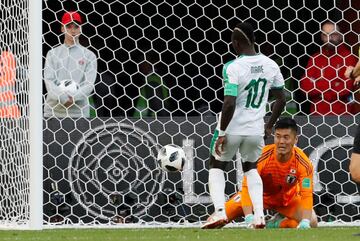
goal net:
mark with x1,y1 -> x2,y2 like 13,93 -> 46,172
3,0 -> 360,229
0,0 -> 31,227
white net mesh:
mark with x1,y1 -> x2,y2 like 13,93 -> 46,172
0,0 -> 30,226
2,0 -> 360,228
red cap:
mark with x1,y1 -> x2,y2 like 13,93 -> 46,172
61,11 -> 82,25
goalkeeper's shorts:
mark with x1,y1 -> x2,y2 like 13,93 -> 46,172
224,192 -> 302,222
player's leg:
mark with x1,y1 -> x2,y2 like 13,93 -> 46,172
203,155 -> 228,229
203,192 -> 245,229
202,132 -> 240,229
268,210 -> 317,229
287,202 -> 318,228
266,200 -> 298,228
273,197 -> 318,228
266,212 -> 298,228
225,192 -> 244,222
287,209 -> 317,228
279,218 -> 299,228
239,135 -> 265,228
225,192 -> 259,229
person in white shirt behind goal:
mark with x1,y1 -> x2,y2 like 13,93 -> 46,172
202,22 -> 286,229
44,11 -> 97,118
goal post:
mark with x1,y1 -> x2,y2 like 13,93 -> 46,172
0,0 -> 43,229
29,0 -> 43,230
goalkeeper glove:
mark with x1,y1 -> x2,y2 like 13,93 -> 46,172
244,214 -> 254,228
297,219 -> 310,229
266,214 -> 285,229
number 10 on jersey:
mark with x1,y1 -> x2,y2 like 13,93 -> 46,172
245,78 -> 267,108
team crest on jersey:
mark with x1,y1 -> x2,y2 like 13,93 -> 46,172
286,174 -> 297,184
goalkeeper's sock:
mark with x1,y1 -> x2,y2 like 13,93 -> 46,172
245,169 -> 264,218
209,168 -> 226,215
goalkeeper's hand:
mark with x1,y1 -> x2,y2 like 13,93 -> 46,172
297,219 -> 310,229
244,214 -> 254,229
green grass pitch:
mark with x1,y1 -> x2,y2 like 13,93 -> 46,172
0,227 -> 359,241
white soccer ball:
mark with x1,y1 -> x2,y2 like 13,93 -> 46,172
58,79 -> 78,96
157,144 -> 186,172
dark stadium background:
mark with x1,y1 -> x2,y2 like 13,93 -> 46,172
42,0 -> 360,117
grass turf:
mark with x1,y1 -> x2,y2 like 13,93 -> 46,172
0,227 -> 359,241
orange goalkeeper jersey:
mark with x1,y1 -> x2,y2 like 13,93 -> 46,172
241,144 -> 313,211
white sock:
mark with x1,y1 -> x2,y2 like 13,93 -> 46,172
208,168 -> 226,214
245,168 -> 264,218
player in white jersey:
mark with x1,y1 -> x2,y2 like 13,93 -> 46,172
202,22 -> 286,229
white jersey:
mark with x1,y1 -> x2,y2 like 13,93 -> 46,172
44,43 -> 97,118
219,54 -> 284,135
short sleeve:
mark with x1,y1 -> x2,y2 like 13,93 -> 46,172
223,62 -> 238,96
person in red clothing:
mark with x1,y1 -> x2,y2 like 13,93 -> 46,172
300,21 -> 358,115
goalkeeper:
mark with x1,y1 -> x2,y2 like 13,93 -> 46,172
205,118 -> 318,229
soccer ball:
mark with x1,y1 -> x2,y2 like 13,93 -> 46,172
157,144 -> 186,172
58,79 -> 78,96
